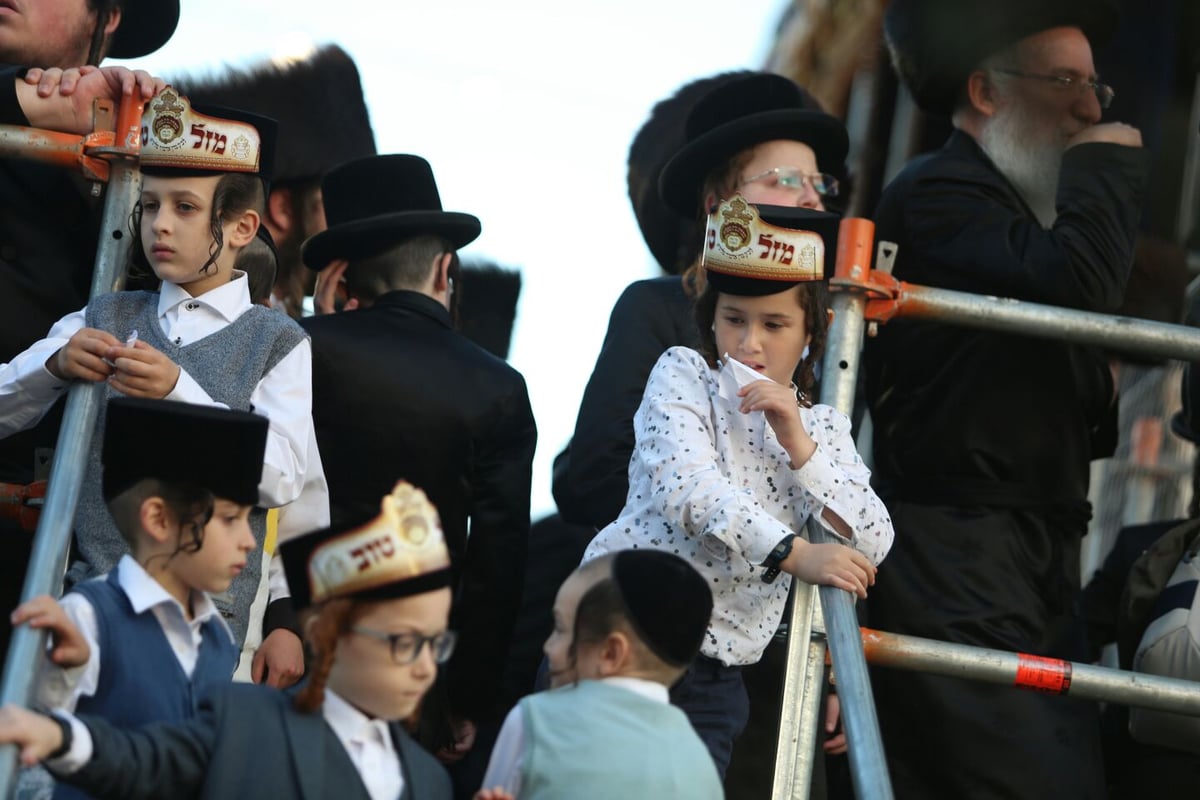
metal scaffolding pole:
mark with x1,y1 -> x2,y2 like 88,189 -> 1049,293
860,627 -> 1200,717
0,97 -> 143,800
774,219 -> 894,799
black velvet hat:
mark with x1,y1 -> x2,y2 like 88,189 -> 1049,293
612,550 -> 712,668
108,0 -> 180,60
884,0 -> 1120,116
101,397 -> 268,506
280,482 -> 453,609
173,45 -> 377,187
302,154 -> 481,270
658,72 -> 848,218
703,200 -> 841,297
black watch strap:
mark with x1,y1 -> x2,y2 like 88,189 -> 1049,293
761,533 -> 796,584
46,713 -> 73,760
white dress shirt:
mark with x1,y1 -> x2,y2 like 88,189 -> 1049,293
481,677 -> 669,796
0,273 -> 320,509
36,555 -> 235,714
586,347 -> 894,666
322,689 -> 405,800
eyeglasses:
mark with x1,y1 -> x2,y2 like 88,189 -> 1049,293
737,167 -> 839,198
352,627 -> 458,665
992,68 -> 1115,110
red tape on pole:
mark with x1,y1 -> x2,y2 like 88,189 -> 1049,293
1014,654 -> 1073,694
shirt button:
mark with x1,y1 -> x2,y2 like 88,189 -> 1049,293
186,302 -> 198,311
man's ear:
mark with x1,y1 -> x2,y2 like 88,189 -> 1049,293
431,252 -> 453,294
139,497 -> 172,545
265,189 -> 294,239
966,69 -> 1000,117
228,209 -> 261,249
102,6 -> 122,37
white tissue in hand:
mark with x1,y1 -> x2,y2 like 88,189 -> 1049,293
717,353 -> 775,405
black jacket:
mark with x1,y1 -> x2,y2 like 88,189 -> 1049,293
0,65 -> 104,481
301,291 -> 536,720
863,130 -> 1149,519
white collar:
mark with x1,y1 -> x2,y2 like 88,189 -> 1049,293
322,688 -> 395,749
157,271 -> 252,323
598,676 -> 670,704
115,555 -> 234,643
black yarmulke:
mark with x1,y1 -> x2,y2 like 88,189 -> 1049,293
612,550 -> 713,667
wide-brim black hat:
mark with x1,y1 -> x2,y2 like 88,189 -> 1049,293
885,0 -> 1120,116
302,154 -> 481,270
102,397 -> 268,506
659,72 -> 848,218
108,0 -> 180,60
173,45 -> 376,187
705,204 -> 841,297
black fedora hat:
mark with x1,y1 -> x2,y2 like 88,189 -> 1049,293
885,0 -> 1120,116
658,72 -> 848,218
108,0 -> 180,60
302,154 -> 481,270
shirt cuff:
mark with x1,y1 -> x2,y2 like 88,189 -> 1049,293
45,712 -> 92,775
793,444 -> 852,543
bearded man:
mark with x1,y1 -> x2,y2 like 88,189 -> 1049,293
861,1 -> 1147,796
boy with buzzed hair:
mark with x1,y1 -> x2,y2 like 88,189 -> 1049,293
477,550 -> 722,799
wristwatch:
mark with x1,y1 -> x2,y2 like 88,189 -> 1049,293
46,713 -> 73,760
761,533 -> 796,584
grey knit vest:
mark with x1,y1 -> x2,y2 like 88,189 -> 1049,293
70,291 -> 307,648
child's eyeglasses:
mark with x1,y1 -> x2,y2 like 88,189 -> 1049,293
737,167 -> 839,198
991,68 -> 1115,110
352,627 -> 459,665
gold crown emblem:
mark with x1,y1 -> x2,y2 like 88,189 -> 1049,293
140,87 -> 262,174
306,482 -> 452,604
702,195 -> 824,283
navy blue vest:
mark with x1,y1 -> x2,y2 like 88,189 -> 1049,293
53,568 -> 237,800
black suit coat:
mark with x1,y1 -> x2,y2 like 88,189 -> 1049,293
62,683 -> 452,800
862,130 -> 1149,514
300,291 -> 536,720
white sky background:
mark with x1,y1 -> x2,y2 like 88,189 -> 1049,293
116,0 -> 788,520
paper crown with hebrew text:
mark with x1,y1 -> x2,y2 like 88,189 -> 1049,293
280,482 -> 453,609
140,88 -> 272,178
701,195 -> 833,296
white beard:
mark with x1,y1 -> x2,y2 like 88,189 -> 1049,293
977,103 -> 1064,228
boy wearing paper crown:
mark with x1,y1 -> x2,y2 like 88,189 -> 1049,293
0,89 -> 323,651
583,198 -> 893,776
0,481 -> 453,799
9,397 -> 264,799
477,550 -> 722,799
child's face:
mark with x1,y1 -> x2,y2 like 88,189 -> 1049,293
171,498 -> 255,595
714,287 -> 813,386
544,569 -> 600,689
327,588 -> 452,720
732,139 -> 826,211
140,175 -> 237,297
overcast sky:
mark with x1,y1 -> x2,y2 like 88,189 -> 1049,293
118,0 -> 788,519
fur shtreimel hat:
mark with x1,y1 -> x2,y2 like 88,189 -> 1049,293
302,154 -> 481,270
108,0 -> 179,60
458,262 -> 522,361
884,0 -> 1120,116
627,70 -> 753,275
173,44 -> 376,186
658,72 -> 847,219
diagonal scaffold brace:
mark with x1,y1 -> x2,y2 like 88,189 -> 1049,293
0,92 -> 145,799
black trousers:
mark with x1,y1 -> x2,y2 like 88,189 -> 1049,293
866,502 -> 1107,799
